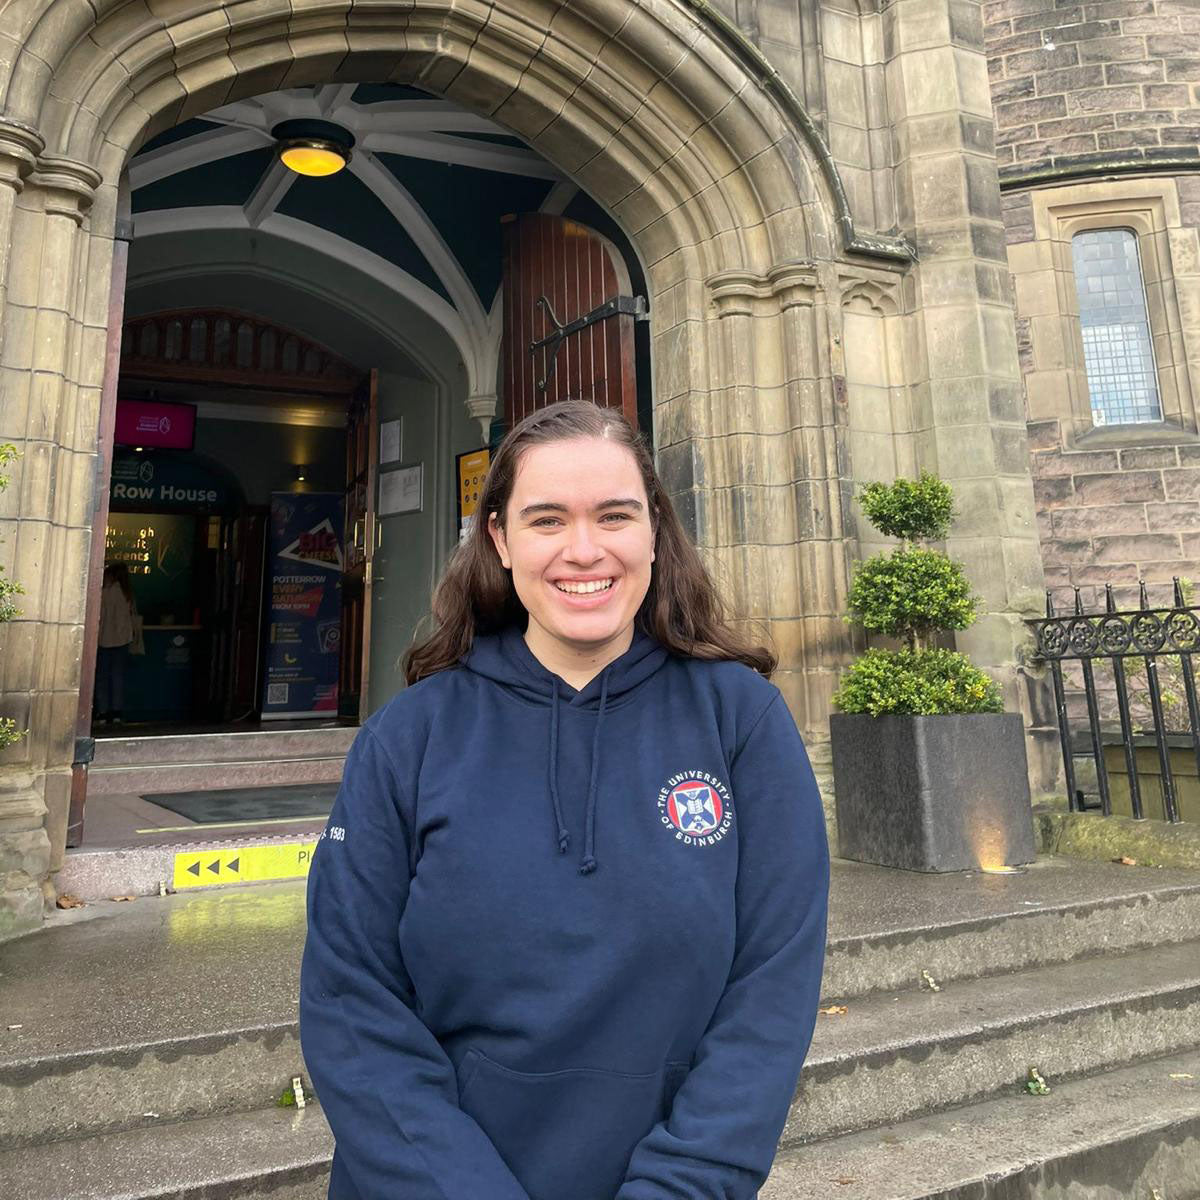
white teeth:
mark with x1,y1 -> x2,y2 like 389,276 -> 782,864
555,578 -> 613,595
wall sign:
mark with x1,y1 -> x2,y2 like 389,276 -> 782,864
379,463 -> 423,515
115,399 -> 196,450
110,451 -> 240,513
262,492 -> 344,719
456,448 -> 489,541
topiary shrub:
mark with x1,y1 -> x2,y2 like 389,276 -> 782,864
834,472 -> 1002,717
0,443 -> 26,750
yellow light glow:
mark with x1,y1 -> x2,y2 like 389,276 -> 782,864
280,143 -> 347,177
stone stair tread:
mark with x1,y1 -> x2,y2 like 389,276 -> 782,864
6,870 -> 1198,1076
0,885 -> 307,1071
0,1104 -> 333,1200
827,855 -> 1200,945
91,727 -> 358,768
806,936 -> 1200,1068
763,1048 -> 1200,1199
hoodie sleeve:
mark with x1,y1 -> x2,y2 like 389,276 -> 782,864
299,724 -> 531,1200
616,692 -> 831,1200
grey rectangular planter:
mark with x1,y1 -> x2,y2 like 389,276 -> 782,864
830,712 -> 1037,873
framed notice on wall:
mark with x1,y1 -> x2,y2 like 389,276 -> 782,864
456,448 -> 489,541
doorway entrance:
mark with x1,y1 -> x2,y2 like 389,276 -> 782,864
68,80 -> 654,861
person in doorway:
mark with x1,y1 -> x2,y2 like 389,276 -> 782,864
300,399 -> 830,1200
95,562 -> 138,726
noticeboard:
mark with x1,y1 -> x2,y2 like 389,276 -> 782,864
456,448 -> 490,540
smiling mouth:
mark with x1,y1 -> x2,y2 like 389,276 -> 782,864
553,578 -> 615,596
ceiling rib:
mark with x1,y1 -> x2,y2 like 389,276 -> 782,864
130,127 -> 271,189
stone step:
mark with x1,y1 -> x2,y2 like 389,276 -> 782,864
86,728 -> 355,797
5,1050 -> 1198,1200
0,1105 -> 333,1200
824,858 -> 1200,1000
787,937 -> 1200,1144
6,868 -> 1198,1154
91,727 -> 357,768
56,833 -> 324,900
0,1016 -> 305,1152
763,1048 -> 1200,1199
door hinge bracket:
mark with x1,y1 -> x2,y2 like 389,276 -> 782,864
530,294 -> 646,391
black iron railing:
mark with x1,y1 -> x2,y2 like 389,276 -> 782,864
1028,579 -> 1199,823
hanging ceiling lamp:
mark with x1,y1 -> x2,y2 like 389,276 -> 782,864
272,120 -> 356,177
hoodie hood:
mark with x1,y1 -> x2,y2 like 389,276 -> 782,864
461,624 -> 670,874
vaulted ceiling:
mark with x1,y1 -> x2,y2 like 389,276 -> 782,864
128,82 -> 642,399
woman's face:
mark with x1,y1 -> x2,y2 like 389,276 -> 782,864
488,436 -> 655,657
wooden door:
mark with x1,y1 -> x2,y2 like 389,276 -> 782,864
339,370 -> 379,721
501,213 -> 643,429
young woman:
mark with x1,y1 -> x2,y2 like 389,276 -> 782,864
300,399 -> 830,1200
95,562 -> 138,726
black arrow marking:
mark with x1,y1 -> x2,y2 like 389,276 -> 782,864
187,862 -> 200,877
207,859 -> 221,875
227,857 -> 240,874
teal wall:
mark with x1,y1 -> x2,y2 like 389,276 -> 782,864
367,372 -> 480,712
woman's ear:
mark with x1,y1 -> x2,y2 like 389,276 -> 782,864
487,511 -> 512,570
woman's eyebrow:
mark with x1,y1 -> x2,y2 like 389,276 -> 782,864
518,498 -> 644,519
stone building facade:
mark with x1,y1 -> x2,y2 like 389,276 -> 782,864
0,0 -> 1055,936
990,0 -> 1200,609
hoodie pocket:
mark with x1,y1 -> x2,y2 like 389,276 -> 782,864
455,1049 -> 689,1200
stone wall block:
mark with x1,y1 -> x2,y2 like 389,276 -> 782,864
1051,503 -> 1149,536
1092,532 -> 1183,563
0,825 -> 51,878
1073,469 -> 1165,505
1163,467 -> 1200,499
1147,500 -> 1200,530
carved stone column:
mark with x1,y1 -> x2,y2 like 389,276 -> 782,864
0,128 -> 103,936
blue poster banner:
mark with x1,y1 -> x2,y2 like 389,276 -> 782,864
262,492 -> 344,719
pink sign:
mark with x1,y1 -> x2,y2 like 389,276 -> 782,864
114,400 -> 196,450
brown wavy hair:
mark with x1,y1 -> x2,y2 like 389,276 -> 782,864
402,399 -> 776,683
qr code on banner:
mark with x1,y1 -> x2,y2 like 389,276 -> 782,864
267,683 -> 288,706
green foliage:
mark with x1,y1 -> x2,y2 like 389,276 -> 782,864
846,547 -> 977,649
834,472 -> 1005,717
0,443 -> 26,751
859,472 -> 953,543
1024,1066 -> 1051,1096
833,648 -> 1004,716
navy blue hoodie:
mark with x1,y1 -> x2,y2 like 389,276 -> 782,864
300,624 -> 829,1200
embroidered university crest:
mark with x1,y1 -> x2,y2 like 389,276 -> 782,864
658,771 -> 733,846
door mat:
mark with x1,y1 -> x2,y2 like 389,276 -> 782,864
142,782 -> 340,825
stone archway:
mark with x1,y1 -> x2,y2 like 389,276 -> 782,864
0,0 -> 873,924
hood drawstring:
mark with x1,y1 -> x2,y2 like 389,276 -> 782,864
547,668 -> 611,876
579,670 -> 610,876
548,679 -> 571,855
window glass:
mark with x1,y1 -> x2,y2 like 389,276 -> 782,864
1071,228 -> 1162,426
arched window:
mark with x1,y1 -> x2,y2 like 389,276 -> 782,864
1071,228 -> 1162,426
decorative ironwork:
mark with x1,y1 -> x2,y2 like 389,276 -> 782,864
1027,578 -> 1198,824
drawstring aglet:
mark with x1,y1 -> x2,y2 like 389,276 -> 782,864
578,856 -> 597,875
558,830 -> 571,854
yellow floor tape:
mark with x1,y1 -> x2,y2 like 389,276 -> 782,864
172,841 -> 318,890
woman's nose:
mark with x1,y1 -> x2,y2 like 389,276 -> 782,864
564,525 -> 603,563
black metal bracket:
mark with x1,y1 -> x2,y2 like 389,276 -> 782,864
530,294 -> 646,391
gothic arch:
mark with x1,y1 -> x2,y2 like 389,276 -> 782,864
0,0 -> 877,891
